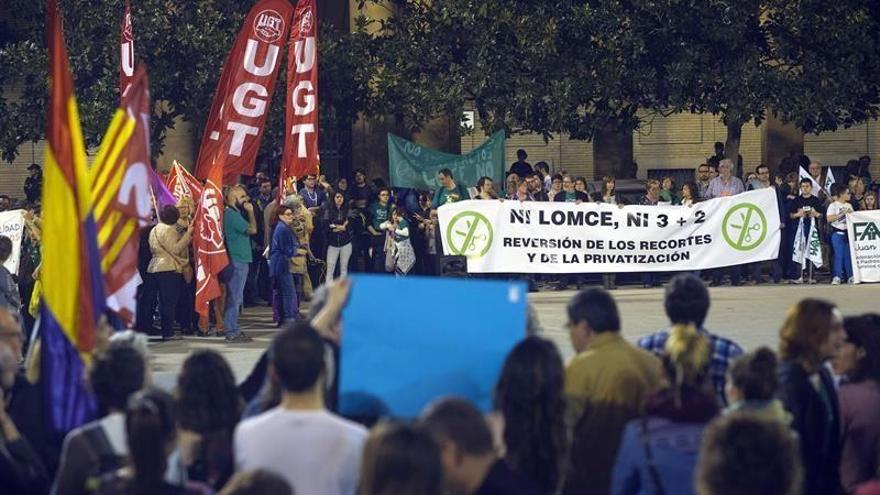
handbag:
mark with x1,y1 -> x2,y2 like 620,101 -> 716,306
384,231 -> 397,272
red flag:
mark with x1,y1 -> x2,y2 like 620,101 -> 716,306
120,0 -> 134,100
193,157 -> 229,318
91,66 -> 154,326
279,0 -> 320,188
167,160 -> 204,201
194,0 -> 293,184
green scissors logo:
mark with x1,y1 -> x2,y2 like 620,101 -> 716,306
446,211 -> 493,257
722,203 -> 768,251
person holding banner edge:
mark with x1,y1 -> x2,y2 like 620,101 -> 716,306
788,178 -> 825,284
826,183 -> 855,285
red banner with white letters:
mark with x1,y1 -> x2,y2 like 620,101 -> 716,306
194,157 -> 229,318
120,0 -> 134,100
279,0 -> 320,191
194,0 -> 293,184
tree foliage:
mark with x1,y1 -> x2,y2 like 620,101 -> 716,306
0,0 -> 371,165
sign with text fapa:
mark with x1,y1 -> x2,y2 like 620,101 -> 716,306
387,131 -> 505,190
847,209 -> 880,283
438,189 -> 781,273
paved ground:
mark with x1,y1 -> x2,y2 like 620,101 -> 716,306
149,283 -> 880,389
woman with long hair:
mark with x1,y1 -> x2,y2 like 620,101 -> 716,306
324,192 -> 353,281
99,389 -> 199,495
148,205 -> 193,340
611,324 -> 718,495
833,314 -> 880,493
592,176 -> 622,289
493,336 -> 567,494
358,422 -> 444,495
269,206 -> 299,323
723,347 -> 790,424
777,298 -> 844,495
176,350 -> 243,490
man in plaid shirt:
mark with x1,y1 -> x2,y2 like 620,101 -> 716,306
637,273 -> 743,405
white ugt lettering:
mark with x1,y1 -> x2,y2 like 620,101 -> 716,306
293,38 -> 316,74
233,83 -> 268,118
291,124 -> 315,158
227,122 -> 259,156
292,81 -> 315,115
243,39 -> 280,77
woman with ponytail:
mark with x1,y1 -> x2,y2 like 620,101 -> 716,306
611,324 -> 719,495
98,389 -> 200,495
723,347 -> 791,424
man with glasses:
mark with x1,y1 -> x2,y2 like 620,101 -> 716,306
552,175 -> 589,203
744,164 -> 785,284
695,163 -> 712,200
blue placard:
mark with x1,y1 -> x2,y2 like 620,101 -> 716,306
338,275 -> 528,419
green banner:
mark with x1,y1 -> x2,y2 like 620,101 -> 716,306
387,131 -> 506,190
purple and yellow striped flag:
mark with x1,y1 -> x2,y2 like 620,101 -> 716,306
39,0 -> 106,434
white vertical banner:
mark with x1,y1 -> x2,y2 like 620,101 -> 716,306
0,210 -> 26,275
847,210 -> 880,283
438,190 -> 782,273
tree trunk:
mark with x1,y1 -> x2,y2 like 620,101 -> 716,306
593,125 -> 635,180
724,120 -> 744,178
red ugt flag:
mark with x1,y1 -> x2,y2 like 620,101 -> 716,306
120,0 -> 134,100
193,157 -> 229,318
194,0 -> 293,184
279,0 -> 320,189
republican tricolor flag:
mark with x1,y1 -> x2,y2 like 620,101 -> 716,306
39,0 -> 105,434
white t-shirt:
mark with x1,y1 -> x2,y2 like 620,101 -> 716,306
826,201 -> 853,231
234,408 -> 368,495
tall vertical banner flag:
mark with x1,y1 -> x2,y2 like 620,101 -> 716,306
41,0 -> 105,434
824,168 -> 836,193
193,158 -> 230,318
120,0 -> 134,99
279,0 -> 320,192
194,0 -> 293,183
90,66 -> 154,325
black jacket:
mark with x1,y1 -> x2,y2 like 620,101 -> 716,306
777,360 -> 843,495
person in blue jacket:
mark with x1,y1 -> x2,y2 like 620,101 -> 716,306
611,323 -> 719,495
269,206 -> 299,323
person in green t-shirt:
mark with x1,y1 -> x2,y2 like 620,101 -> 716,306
432,168 -> 470,208
367,187 -> 393,272
223,186 -> 257,343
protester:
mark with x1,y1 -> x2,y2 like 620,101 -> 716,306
350,169 -> 374,210
269,206 -> 299,323
177,350 -> 242,491
234,322 -> 367,495
827,183 -> 855,285
834,314 -> 880,493
25,163 -> 42,203
695,163 -> 712,199
723,347 -> 790,423
547,174 -> 563,201
787,178 -> 825,284
705,159 -> 744,199
638,274 -> 744,405
421,397 -> 540,495
381,207 -> 416,276
432,168 -> 470,207
553,175 -> 589,204
95,388 -> 200,495
358,422 -> 444,495
535,162 -> 551,190
680,182 -> 697,207
0,236 -> 21,310
300,174 -> 327,213
611,323 -> 718,495
173,197 -> 197,335
591,176 -> 623,289
527,174 -> 549,202
148,205 -> 193,340
695,414 -> 803,495
53,343 -> 147,495
324,192 -> 353,281
476,176 -> 498,200
509,149 -> 533,178
659,176 -> 677,204
777,298 -> 844,495
639,181 -> 662,287
367,188 -> 393,273
219,470 -> 293,495
0,310 -> 48,494
808,161 -> 828,201
861,190 -> 877,211
563,288 -> 662,495
223,186 -> 257,343
285,195 -> 314,301
493,336 -> 566,494
505,174 -> 520,198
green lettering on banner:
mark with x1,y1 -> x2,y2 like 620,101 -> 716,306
387,131 -> 506,190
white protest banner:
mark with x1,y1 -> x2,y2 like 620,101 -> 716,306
847,210 -> 880,283
0,210 -> 25,275
438,190 -> 781,273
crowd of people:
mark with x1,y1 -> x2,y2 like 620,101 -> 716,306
1,273 -> 878,495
